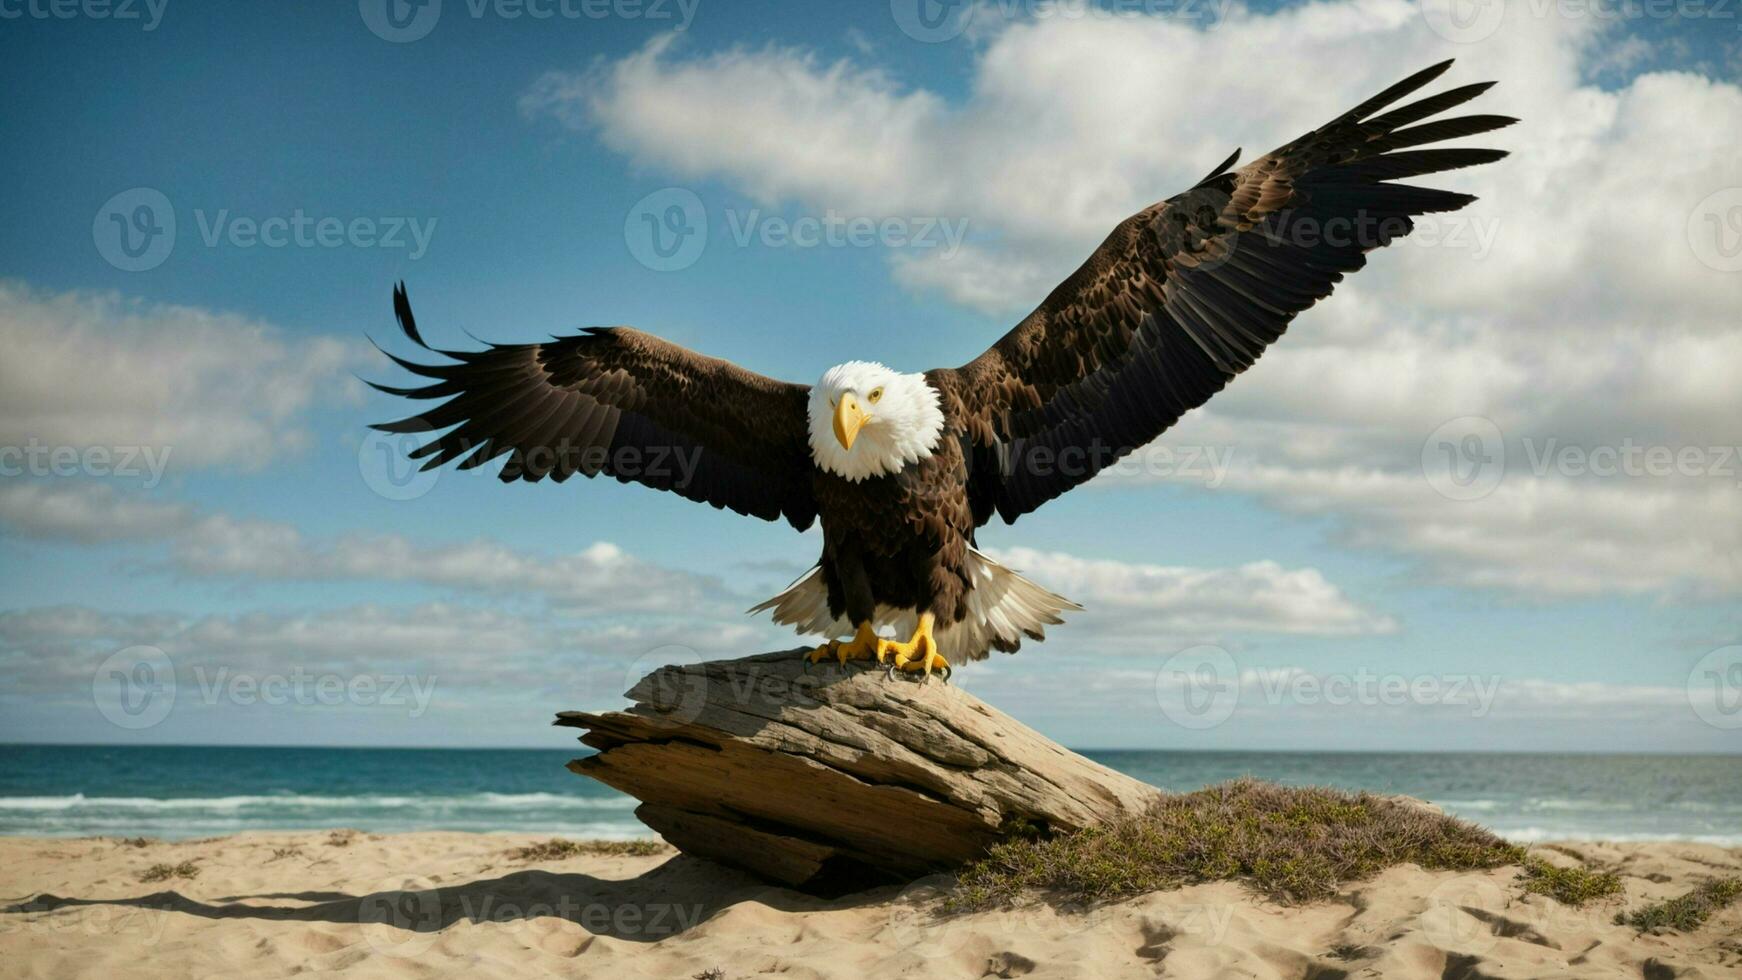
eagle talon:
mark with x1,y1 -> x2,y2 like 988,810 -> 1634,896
881,613 -> 949,682
804,641 -> 839,666
892,649 -> 950,679
805,622 -> 888,668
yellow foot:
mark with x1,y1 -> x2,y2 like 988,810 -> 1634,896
885,613 -> 950,683
804,621 -> 892,669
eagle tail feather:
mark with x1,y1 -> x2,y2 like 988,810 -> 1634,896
751,551 -> 1080,665
749,566 -> 847,638
937,548 -> 1080,663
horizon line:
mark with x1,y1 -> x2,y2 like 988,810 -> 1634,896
2,741 -> 1739,758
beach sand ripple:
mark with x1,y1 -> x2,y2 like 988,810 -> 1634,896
2,832 -> 1739,978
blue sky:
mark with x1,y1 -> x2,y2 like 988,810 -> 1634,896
1,0 -> 1739,751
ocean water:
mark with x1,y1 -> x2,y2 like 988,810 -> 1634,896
1,745 -> 1738,844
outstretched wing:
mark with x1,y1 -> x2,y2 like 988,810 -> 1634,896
371,285 -> 818,529
941,60 -> 1515,524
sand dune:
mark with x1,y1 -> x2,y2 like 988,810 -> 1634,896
2,832 -> 1739,978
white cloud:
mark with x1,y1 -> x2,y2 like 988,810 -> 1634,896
12,599 -> 1725,751
1,475 -> 1401,638
0,600 -> 788,712
0,480 -> 743,617
0,282 -> 365,472
1194,462 -> 1742,598
0,481 -> 190,543
988,546 -> 1395,639
0,602 -> 564,698
529,2 -> 1742,599
170,516 -> 738,616
882,638 -> 1742,751
2,479 -> 1399,659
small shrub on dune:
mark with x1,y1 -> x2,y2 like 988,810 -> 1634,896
138,861 -> 200,883
508,838 -> 665,861
1517,856 -> 1622,906
1617,878 -> 1742,933
951,779 -> 1524,909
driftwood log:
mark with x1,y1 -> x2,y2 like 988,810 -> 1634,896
555,649 -> 1164,891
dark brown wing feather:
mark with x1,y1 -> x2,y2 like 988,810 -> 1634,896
941,60 -> 1515,525
371,285 -> 817,529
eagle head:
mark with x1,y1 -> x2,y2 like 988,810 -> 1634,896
807,361 -> 944,482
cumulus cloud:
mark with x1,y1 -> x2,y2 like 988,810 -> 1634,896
526,1 -> 1742,599
1192,462 -> 1742,598
0,603 -> 566,700
0,482 -> 744,616
2,480 -> 1395,662
11,599 -> 1722,750
226,527 -> 1391,642
891,614 -> 1739,752
0,481 -> 191,543
985,661 -> 1698,715
959,659 -> 1726,747
0,600 -> 789,717
0,539 -> 1392,716
0,282 -> 366,472
170,517 -> 739,617
987,546 -> 1395,639
0,483 -> 1409,739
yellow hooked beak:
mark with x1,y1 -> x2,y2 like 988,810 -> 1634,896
833,393 -> 870,451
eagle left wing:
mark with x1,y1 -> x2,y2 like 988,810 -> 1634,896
936,59 -> 1514,525
370,285 -> 818,529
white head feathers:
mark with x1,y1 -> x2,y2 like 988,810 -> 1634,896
807,361 -> 944,481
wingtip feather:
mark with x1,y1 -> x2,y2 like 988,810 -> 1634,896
1196,147 -> 1242,185
392,281 -> 425,348
1346,59 -> 1461,122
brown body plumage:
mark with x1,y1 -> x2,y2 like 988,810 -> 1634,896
371,60 -> 1514,668
810,400 -> 976,632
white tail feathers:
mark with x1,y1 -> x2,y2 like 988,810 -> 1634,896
749,548 -> 1081,663
748,566 -> 842,641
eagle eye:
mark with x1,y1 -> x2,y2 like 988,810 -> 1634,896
868,387 -> 883,403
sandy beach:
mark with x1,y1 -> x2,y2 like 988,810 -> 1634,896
2,832 -> 1738,979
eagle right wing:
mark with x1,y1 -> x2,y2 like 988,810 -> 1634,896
940,60 -> 1515,525
371,285 -> 819,529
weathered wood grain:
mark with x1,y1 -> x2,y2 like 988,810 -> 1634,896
556,650 -> 1163,891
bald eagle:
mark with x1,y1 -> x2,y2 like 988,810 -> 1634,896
372,60 -> 1512,680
